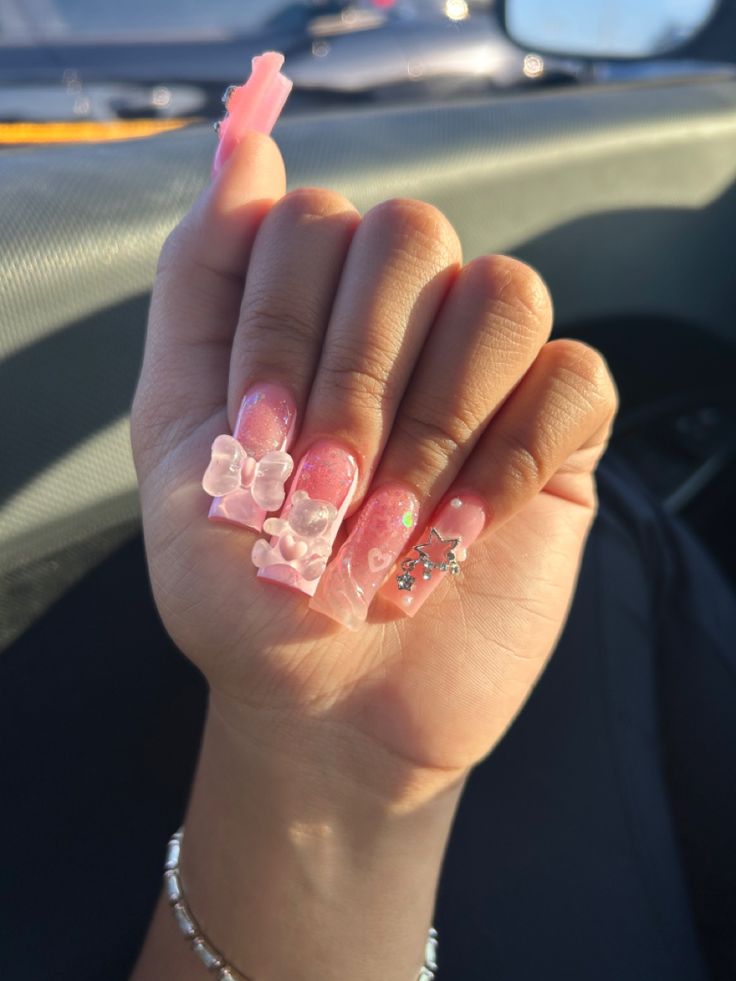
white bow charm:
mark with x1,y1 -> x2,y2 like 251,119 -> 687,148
202,434 -> 293,511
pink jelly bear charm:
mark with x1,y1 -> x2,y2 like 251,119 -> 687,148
251,491 -> 339,582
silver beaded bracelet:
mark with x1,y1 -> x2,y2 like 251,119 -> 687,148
164,828 -> 439,980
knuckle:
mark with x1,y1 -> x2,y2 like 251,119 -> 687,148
241,294 -> 319,351
396,408 -> 474,474
272,186 -> 357,224
497,434 -> 547,495
363,197 -> 461,266
544,339 -> 619,420
461,254 -> 553,345
319,353 -> 398,418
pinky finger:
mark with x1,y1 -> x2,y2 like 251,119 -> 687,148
380,339 -> 618,616
464,338 -> 618,519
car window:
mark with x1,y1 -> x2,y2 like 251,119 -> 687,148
2,0 -> 485,43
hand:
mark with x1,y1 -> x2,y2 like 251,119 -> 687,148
132,131 -> 617,799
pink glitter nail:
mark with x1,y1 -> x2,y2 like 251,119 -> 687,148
310,484 -> 420,630
204,384 -> 296,532
380,494 -> 487,618
252,440 -> 359,596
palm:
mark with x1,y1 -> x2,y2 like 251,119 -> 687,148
142,415 -> 595,773
135,141 -> 614,783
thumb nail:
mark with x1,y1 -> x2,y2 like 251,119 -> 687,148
212,50 -> 292,178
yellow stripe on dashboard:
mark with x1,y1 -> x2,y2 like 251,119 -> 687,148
0,117 -> 198,144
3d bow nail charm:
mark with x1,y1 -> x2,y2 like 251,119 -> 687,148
251,490 -> 338,581
202,434 -> 294,511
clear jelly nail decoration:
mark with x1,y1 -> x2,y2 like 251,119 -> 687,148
203,435 -> 293,511
252,491 -> 338,583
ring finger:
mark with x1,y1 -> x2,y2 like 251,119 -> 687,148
309,255 -> 552,627
377,337 -> 617,618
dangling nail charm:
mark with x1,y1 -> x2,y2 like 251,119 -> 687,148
381,494 -> 487,617
396,529 -> 461,592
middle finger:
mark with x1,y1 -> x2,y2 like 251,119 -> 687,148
252,197 -> 461,595
298,197 -> 462,500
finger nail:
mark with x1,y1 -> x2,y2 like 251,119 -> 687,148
309,485 -> 420,630
252,440 -> 359,596
212,51 -> 293,177
204,384 -> 297,532
380,494 -> 487,618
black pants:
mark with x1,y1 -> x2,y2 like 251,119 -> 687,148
2,457 -> 735,980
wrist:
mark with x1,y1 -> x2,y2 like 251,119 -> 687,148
177,696 -> 466,981
208,687 -> 470,810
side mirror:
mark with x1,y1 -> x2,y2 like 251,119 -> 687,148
500,0 -> 719,59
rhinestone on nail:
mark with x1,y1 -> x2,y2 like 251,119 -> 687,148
395,528 -> 462,591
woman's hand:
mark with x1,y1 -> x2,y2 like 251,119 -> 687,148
131,130 -> 617,981
133,132 -> 616,792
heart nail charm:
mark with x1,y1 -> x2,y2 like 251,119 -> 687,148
309,486 -> 420,630
280,534 -> 309,563
368,547 -> 393,572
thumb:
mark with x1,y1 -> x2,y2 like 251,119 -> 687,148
132,128 -> 287,483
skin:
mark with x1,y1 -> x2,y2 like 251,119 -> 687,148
131,132 -> 618,981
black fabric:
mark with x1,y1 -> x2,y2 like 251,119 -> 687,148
437,460 -> 736,981
1,459 -> 734,981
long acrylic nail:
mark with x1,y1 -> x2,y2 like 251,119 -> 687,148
309,485 -> 420,630
204,384 -> 296,532
380,493 -> 487,618
252,440 -> 359,596
212,51 -> 293,177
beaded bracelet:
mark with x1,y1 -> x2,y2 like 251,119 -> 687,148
164,828 -> 439,980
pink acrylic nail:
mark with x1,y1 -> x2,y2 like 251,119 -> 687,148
204,384 -> 297,532
212,51 -> 293,177
309,485 -> 420,630
252,440 -> 359,596
380,494 -> 487,618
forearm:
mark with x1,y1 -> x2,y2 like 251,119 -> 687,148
132,696 -> 467,981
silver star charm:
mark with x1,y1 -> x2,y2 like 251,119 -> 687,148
396,571 -> 416,591
412,528 -> 460,571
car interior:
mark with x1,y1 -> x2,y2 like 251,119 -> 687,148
2,1 -> 735,978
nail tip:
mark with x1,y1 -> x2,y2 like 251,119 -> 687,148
384,594 -> 419,618
207,494 -> 265,532
212,49 -> 292,169
308,597 -> 363,631
257,565 -> 317,597
208,514 -> 263,533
